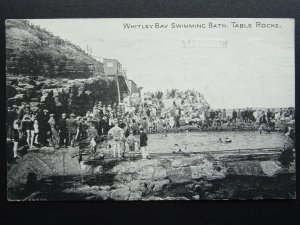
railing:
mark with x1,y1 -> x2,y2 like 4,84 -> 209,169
79,146 -> 283,161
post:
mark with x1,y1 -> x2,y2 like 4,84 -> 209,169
116,76 -> 121,103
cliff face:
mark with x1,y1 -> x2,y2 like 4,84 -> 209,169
6,19 -> 104,78
6,75 -> 119,116
6,19 -> 120,115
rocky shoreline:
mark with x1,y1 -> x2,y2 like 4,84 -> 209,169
7,143 -> 295,201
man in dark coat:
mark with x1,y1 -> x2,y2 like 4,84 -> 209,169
139,127 -> 150,159
232,109 -> 237,123
38,109 -> 50,147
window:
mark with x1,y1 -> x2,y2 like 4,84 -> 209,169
107,62 -> 113,67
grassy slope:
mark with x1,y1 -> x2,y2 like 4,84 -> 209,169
6,19 -> 104,79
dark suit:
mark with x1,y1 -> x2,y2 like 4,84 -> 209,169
140,132 -> 148,147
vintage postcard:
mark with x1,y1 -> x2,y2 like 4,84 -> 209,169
6,18 -> 295,201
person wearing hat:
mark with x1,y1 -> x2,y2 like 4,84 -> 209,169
58,113 -> 68,148
66,113 -> 78,147
48,114 -> 59,147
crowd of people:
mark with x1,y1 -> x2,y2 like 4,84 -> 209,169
7,89 -> 295,160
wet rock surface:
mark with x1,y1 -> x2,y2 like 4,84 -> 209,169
7,146 -> 296,201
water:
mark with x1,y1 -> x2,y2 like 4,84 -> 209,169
147,131 -> 292,153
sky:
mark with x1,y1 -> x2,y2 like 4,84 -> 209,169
27,18 -> 295,109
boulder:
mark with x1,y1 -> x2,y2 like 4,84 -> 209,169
99,185 -> 111,191
90,186 -> 101,191
260,161 -> 283,176
139,165 -> 155,180
110,187 -> 130,200
190,160 -> 226,180
149,179 -> 170,192
153,166 -> 168,180
227,161 -> 264,176
112,183 -> 128,190
192,195 -> 200,200
128,180 -> 147,192
128,191 -> 142,201
96,190 -> 111,200
167,166 -> 192,183
114,172 -> 133,182
7,149 -> 81,188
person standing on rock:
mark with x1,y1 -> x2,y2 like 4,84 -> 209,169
139,127 -> 150,160
88,121 -> 98,157
38,109 -> 50,147
119,129 -> 127,158
33,116 -> 39,146
12,115 -> 22,159
58,113 -> 68,148
232,109 -> 237,123
66,113 -> 78,147
126,130 -> 137,160
22,107 -> 35,148
108,120 -> 123,158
